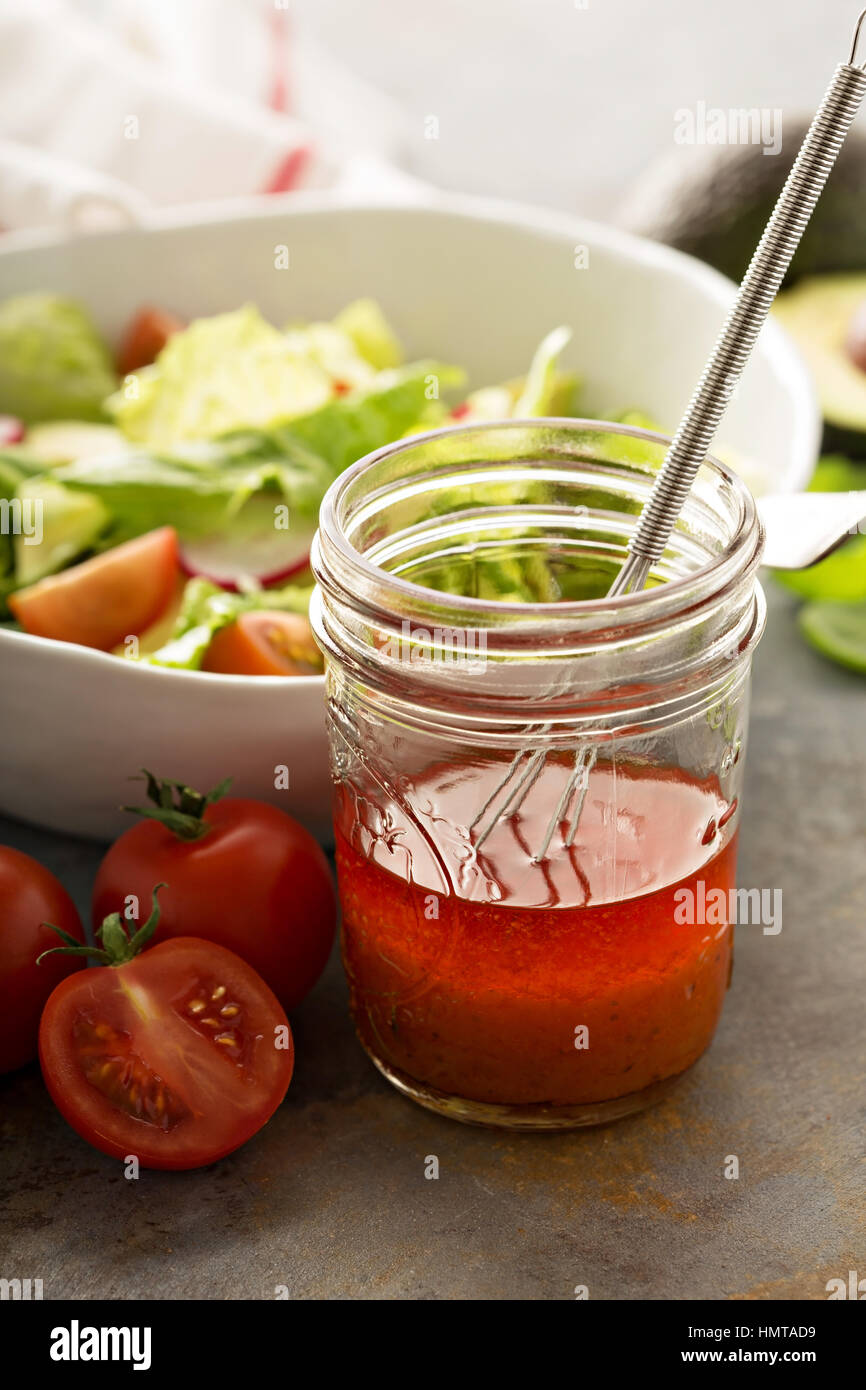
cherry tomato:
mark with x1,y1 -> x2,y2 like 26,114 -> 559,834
202,611 -> 322,677
0,847 -> 85,1074
117,306 -> 185,376
9,527 -> 180,651
40,933 -> 293,1169
93,775 -> 336,1012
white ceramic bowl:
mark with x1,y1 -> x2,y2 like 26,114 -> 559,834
0,192 -> 819,841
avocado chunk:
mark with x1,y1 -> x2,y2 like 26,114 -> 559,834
13,477 -> 110,587
774,274 -> 866,456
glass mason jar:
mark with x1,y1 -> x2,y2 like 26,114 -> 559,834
310,421 -> 766,1130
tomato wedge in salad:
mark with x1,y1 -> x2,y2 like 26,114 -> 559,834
9,526 -> 180,651
116,306 -> 185,376
202,610 -> 322,676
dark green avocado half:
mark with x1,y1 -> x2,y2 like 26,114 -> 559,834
619,121 -> 866,284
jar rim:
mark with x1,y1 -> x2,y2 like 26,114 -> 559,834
313,418 -> 765,634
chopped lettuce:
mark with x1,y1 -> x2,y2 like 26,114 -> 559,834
418,545 -> 563,604
283,299 -> 406,385
40,358 -> 456,566
597,409 -> 668,467
0,294 -> 116,424
50,433 -> 330,546
105,300 -> 464,486
456,325 -> 579,422
139,575 -> 315,671
282,322 -> 377,391
513,326 -> 578,415
139,578 -> 239,670
611,409 -> 665,432
274,361 -> 465,476
108,306 -> 335,445
456,386 -> 513,421
333,298 -> 404,370
0,291 -> 681,662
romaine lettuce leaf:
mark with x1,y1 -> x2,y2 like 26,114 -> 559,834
138,575 -> 315,671
48,359 -> 455,561
332,299 -> 404,370
513,326 -> 578,416
108,305 -> 335,445
597,409 -> 667,467
453,326 -> 579,423
107,299 -> 463,481
50,432 -> 331,545
282,322 -> 377,391
273,361 -> 466,476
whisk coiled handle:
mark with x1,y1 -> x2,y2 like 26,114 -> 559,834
610,55 -> 866,597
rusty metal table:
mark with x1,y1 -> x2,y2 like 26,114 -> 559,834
1,587 -> 863,1301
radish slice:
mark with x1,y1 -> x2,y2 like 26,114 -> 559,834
0,415 -> 25,446
179,514 -> 317,591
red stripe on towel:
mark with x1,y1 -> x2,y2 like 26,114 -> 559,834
263,145 -> 311,193
267,8 -> 292,114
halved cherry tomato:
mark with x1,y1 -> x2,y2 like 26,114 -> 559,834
9,527 -> 180,651
117,306 -> 185,376
40,931 -> 294,1170
93,774 -> 336,1012
202,610 -> 323,676
0,847 -> 85,1074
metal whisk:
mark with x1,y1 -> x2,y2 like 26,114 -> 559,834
473,9 -> 866,863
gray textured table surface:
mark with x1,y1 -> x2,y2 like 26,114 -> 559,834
1,584 -> 863,1301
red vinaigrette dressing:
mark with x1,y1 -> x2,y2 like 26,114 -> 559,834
334,758 -> 738,1108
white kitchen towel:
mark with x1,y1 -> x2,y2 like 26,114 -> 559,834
0,0 -> 413,233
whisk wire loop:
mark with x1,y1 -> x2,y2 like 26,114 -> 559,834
471,18 -> 866,860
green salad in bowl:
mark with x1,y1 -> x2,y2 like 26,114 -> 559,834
0,291 -> 652,676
